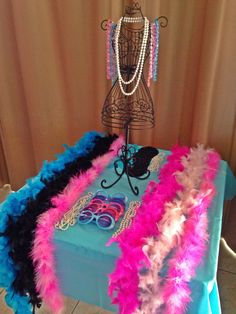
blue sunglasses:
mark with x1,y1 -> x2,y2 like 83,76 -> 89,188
78,210 -> 115,230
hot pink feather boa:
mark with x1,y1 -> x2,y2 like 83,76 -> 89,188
108,145 -> 190,314
31,136 -> 124,314
136,145 -> 213,313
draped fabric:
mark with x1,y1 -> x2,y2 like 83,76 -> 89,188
0,1 -> 235,207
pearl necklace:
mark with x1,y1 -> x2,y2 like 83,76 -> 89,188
55,192 -> 93,230
123,16 -> 143,23
115,17 -> 149,96
115,17 -> 149,85
111,201 -> 141,239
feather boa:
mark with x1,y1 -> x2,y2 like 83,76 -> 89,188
3,134 -> 116,311
31,135 -> 124,314
0,131 -> 100,314
108,145 -> 190,314
161,149 -> 220,314
136,145 -> 210,313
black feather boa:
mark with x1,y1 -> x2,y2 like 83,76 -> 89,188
4,134 -> 118,311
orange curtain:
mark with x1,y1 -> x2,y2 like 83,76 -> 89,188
0,0 -> 235,191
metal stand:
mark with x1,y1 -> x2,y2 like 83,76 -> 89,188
100,2 -> 168,195
101,118 -> 150,196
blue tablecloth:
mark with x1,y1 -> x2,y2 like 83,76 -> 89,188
54,151 -> 236,314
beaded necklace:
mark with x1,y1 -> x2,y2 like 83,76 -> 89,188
115,17 -> 149,96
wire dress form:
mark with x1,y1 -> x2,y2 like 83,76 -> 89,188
101,14 -> 151,195
102,19 -> 154,130
101,5 -> 167,195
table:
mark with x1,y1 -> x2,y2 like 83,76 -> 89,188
54,150 -> 236,314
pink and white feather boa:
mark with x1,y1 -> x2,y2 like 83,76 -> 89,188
31,136 -> 124,314
161,149 -> 220,314
136,147 -> 220,314
136,145 -> 210,313
108,146 -> 190,314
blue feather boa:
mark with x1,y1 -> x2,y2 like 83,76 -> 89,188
0,131 -> 100,313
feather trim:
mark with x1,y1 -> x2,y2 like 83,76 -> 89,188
31,136 -> 124,314
161,149 -> 220,314
0,131 -> 100,314
136,145 -> 209,313
108,145 -> 190,314
4,134 -> 118,310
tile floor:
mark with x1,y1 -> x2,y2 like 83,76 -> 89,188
0,241 -> 235,313
0,289 -> 113,314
